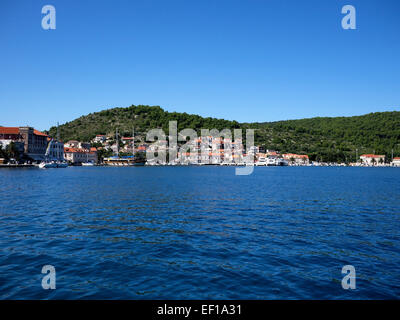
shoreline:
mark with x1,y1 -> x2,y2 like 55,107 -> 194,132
1,163 -> 398,169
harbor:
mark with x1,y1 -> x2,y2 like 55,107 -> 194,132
1,165 -> 400,299
2,124 -> 400,169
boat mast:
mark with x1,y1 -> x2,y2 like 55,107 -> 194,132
116,128 -> 119,158
132,127 -> 135,153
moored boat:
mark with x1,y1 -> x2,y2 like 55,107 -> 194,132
82,162 -> 95,166
39,160 -> 68,168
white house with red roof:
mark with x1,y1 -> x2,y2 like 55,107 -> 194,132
282,153 -> 309,165
64,147 -> 98,164
391,157 -> 400,167
92,135 -> 106,144
360,154 -> 385,166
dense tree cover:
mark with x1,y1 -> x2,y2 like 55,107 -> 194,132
48,105 -> 240,143
244,111 -> 400,162
47,105 -> 400,163
96,148 -> 113,162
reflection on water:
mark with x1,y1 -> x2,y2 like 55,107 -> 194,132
0,166 -> 399,299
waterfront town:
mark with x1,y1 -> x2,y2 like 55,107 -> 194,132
1,126 -> 400,168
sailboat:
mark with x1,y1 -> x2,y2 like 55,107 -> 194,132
39,125 -> 68,168
39,139 -> 69,168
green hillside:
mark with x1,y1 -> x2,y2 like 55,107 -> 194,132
48,105 -> 400,163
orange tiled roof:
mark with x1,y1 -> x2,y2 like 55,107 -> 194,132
283,153 -> 309,159
0,127 -> 47,137
0,127 -> 20,134
33,129 -> 47,137
64,147 -> 90,153
360,154 -> 385,158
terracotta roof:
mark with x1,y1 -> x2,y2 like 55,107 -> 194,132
393,157 -> 400,160
0,127 -> 20,134
64,147 -> 91,153
33,129 -> 47,137
283,153 -> 309,159
0,127 -> 47,137
360,154 -> 385,158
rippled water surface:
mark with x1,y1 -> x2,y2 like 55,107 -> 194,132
0,166 -> 399,299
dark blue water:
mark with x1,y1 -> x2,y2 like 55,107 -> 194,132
0,166 -> 399,299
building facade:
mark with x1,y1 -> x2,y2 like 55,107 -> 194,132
64,147 -> 98,164
391,157 -> 400,167
282,153 -> 310,165
0,126 -> 48,161
46,138 -> 65,161
92,135 -> 106,144
360,154 -> 385,165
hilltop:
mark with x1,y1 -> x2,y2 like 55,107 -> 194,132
47,105 -> 400,162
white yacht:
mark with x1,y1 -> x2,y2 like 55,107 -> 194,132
39,138 -> 68,169
81,161 -> 95,166
39,160 -> 68,168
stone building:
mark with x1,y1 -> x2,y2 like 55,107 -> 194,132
0,126 -> 48,161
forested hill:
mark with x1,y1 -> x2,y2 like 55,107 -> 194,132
47,105 -> 400,162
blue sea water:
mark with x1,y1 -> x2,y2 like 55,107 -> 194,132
0,166 -> 399,299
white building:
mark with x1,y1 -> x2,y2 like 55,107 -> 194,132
92,135 -> 106,144
282,153 -> 310,165
64,147 -> 98,164
391,157 -> 400,167
46,139 -> 64,161
64,140 -> 80,148
360,154 -> 385,166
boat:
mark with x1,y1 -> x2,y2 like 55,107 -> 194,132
82,162 -> 95,166
82,150 -> 95,166
39,161 -> 57,169
39,160 -> 68,169
82,156 -> 95,166
38,137 -> 68,169
57,161 -> 68,168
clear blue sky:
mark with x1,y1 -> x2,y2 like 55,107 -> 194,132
0,0 -> 399,130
